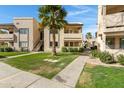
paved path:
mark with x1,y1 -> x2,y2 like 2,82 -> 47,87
0,52 -> 43,62
0,62 -> 68,88
52,56 -> 89,87
0,54 -> 89,88
7,52 -> 43,59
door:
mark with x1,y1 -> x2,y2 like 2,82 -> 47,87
120,38 -> 124,49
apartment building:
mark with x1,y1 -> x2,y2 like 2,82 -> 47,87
44,22 -> 83,52
0,17 -> 83,52
97,5 -> 124,55
0,17 -> 41,51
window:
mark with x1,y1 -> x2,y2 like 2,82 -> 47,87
120,38 -> 124,49
55,42 -> 58,46
19,28 -> 29,34
64,42 -> 69,47
19,41 -> 28,48
50,42 -> 58,47
50,42 -> 52,47
70,42 -> 73,47
64,30 -> 69,33
106,38 -> 115,49
74,30 -> 79,33
75,42 -> 79,46
70,30 -> 72,33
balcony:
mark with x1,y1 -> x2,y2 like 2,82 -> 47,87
106,12 -> 124,27
64,33 -> 82,40
0,34 -> 14,41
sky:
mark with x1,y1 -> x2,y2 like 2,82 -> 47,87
0,5 -> 98,39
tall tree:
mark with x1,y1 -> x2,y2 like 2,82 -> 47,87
86,32 -> 92,39
85,32 -> 92,48
38,5 -> 67,56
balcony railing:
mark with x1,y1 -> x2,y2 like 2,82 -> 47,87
64,33 -> 82,40
106,12 -> 124,27
0,34 -> 14,41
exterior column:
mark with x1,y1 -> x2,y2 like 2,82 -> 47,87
69,41 -> 70,47
115,37 -> 120,49
102,5 -> 106,51
102,34 -> 106,51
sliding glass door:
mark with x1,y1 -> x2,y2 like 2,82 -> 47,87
120,38 -> 124,49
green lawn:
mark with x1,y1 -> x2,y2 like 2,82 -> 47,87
5,52 -> 78,79
76,63 -> 124,88
0,52 -> 28,58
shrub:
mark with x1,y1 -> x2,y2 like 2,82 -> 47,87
62,47 -> 83,52
68,48 -> 74,52
4,47 -> 13,52
0,48 -> 4,52
62,47 -> 68,52
91,50 -> 101,58
73,48 -> 78,52
0,47 -> 13,52
117,54 -> 124,65
78,47 -> 84,52
99,51 -> 114,64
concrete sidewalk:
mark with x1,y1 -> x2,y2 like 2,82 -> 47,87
52,56 -> 89,87
0,62 -> 68,88
7,52 -> 43,59
0,52 -> 43,61
0,55 -> 89,88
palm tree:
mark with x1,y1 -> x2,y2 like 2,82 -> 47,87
86,32 -> 92,48
38,5 -> 67,56
86,32 -> 92,39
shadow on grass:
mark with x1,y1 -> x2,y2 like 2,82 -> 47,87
0,55 -> 6,58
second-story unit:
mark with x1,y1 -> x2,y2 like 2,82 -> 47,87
0,17 -> 41,51
44,22 -> 83,52
97,5 -> 124,55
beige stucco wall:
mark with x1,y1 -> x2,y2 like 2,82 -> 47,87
97,5 -> 106,51
97,5 -> 124,55
13,17 -> 39,51
44,24 -> 83,52
33,19 -> 40,48
44,27 -> 64,52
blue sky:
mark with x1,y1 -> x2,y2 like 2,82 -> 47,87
0,5 -> 98,38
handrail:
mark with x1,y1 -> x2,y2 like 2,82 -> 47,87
33,39 -> 40,49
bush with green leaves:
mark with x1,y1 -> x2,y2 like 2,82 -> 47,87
68,48 -> 74,52
99,51 -> 114,64
4,47 -> 13,52
0,48 -> 4,52
62,47 -> 84,52
91,50 -> 101,58
62,47 -> 68,52
78,47 -> 84,52
117,54 -> 124,65
0,47 -> 13,52
73,48 -> 78,52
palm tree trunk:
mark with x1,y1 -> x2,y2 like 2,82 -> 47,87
52,28 -> 57,56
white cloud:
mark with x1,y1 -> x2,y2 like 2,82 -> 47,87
71,5 -> 91,10
67,5 -> 93,16
68,9 -> 90,16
